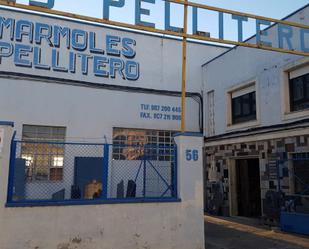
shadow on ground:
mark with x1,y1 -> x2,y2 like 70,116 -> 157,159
204,215 -> 309,249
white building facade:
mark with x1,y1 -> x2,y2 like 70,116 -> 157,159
0,5 -> 227,249
203,4 -> 309,218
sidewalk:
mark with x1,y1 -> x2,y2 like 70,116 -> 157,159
205,215 -> 309,249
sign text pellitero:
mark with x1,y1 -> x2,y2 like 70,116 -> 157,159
4,0 -> 309,57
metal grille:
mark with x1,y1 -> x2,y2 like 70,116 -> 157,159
109,144 -> 176,199
21,125 -> 66,181
7,139 -> 177,205
112,128 -> 175,161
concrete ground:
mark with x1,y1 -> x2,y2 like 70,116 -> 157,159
205,215 -> 309,249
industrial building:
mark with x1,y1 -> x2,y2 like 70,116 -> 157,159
0,2 -> 309,248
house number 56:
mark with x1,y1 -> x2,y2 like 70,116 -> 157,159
186,149 -> 199,161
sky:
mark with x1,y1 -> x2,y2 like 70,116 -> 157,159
16,0 -> 309,42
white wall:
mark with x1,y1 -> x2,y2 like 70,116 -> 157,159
0,127 -> 205,249
0,77 -> 201,140
202,5 -> 309,137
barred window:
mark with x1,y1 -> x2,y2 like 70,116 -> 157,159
112,128 -> 175,161
21,125 -> 66,181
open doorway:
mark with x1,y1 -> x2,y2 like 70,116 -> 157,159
235,159 -> 262,217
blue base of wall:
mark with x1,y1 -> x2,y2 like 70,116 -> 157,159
281,212 -> 309,236
6,198 -> 181,208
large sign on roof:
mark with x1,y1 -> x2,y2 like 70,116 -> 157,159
0,6 -> 221,93
3,0 -> 309,56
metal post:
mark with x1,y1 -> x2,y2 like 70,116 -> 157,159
102,144 -> 109,199
181,0 -> 188,132
143,156 -> 146,197
7,131 -> 17,203
173,145 -> 178,198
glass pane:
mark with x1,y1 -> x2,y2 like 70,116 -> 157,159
21,125 -> 66,182
306,74 -> 309,81
52,156 -> 64,167
22,132 -> 37,140
35,167 -> 49,181
232,98 -> 241,116
23,125 -> 66,141
242,94 -> 250,115
22,125 -> 36,134
243,103 -> 250,115
50,168 -> 63,181
252,92 -> 256,113
293,78 -> 304,101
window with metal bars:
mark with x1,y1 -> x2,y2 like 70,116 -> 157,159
21,125 -> 66,181
112,128 -> 175,161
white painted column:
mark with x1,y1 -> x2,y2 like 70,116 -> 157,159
174,133 -> 205,248
0,124 -> 14,206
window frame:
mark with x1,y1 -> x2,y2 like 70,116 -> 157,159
282,58 -> 309,121
112,127 -> 176,161
21,125 -> 66,182
226,80 -> 260,131
231,91 -> 257,124
289,72 -> 309,112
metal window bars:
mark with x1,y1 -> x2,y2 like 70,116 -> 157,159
6,137 -> 178,206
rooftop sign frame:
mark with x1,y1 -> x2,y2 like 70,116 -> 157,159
2,0 -> 308,56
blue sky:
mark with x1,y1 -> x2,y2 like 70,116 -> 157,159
17,0 -> 309,41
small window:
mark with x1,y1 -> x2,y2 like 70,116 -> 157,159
232,91 -> 256,124
289,73 -> 309,112
21,125 -> 66,181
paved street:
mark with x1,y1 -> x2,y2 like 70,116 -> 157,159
205,215 -> 309,249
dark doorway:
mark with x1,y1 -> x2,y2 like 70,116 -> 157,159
236,158 -> 262,217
